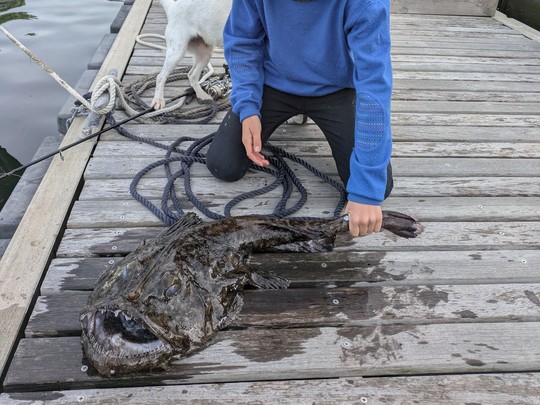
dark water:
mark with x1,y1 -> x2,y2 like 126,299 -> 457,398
0,0 -> 123,209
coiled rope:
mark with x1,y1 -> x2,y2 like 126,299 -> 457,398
109,112 -> 348,225
102,55 -> 347,225
120,66 -> 231,123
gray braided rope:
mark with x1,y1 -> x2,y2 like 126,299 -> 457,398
108,115 -> 347,225
120,67 -> 231,124
101,65 -> 345,223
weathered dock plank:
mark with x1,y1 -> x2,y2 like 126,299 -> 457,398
83,156 -> 540,179
123,84 -> 540,104
134,44 -> 540,60
391,54 -> 540,66
109,107 -> 540,127
3,374 -> 539,405
129,63 -> 540,80
391,113 -> 540,126
142,23 -> 521,38
131,56 -> 540,75
391,0 -> 498,16
65,197 -> 540,229
77,176 -> 540,202
91,140 -> 540,158
40,249 -> 540,295
140,15 -> 519,32
24,284 -> 540,338
54,222 -> 540,258
102,123 -> 540,143
392,90 -> 540,102
124,76 -> 540,102
4,322 -> 540,391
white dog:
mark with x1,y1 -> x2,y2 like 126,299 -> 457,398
152,0 -> 232,110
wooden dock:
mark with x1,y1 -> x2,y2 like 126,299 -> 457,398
1,0 -> 540,402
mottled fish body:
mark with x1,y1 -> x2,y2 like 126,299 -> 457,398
80,211 -> 422,375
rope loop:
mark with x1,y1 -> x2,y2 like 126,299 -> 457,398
90,75 -> 123,115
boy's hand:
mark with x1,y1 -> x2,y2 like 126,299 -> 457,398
345,201 -> 383,237
242,115 -> 269,166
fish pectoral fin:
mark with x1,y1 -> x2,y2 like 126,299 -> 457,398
260,236 -> 337,253
249,270 -> 290,290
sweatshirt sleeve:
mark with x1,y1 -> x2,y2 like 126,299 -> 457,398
344,0 -> 393,206
224,0 -> 266,122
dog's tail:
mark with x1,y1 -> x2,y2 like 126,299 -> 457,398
159,0 -> 175,14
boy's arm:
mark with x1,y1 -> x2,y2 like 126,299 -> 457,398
344,0 -> 393,207
224,0 -> 266,122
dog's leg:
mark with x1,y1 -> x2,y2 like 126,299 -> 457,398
200,63 -> 215,84
152,35 -> 189,110
188,37 -> 214,101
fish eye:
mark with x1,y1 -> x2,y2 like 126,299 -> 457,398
160,271 -> 181,298
165,283 -> 180,297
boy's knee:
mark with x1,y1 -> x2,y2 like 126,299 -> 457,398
206,158 -> 247,182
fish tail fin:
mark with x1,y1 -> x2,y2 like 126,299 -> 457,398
382,210 -> 424,238
249,270 -> 290,289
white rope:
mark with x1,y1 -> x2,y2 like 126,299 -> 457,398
135,33 -> 167,51
90,76 -> 118,114
135,33 -> 224,53
93,75 -> 142,117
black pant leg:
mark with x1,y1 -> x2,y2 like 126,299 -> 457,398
302,88 -> 356,186
205,111 -> 248,182
384,161 -> 393,199
206,86 -> 300,182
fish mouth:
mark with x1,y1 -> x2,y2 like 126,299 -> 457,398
80,307 -> 173,375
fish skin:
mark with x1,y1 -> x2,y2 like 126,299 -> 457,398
80,211 -> 422,376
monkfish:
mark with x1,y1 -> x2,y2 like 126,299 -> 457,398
80,211 -> 422,376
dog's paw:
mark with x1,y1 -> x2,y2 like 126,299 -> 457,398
151,97 -> 166,110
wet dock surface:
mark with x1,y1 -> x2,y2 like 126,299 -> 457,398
1,0 -> 540,403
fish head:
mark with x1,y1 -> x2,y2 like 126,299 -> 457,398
125,257 -> 240,357
80,214 -> 245,376
80,298 -> 175,376
80,243 -> 178,376
81,254 -> 233,376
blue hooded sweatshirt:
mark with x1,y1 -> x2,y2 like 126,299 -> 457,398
224,0 -> 393,206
